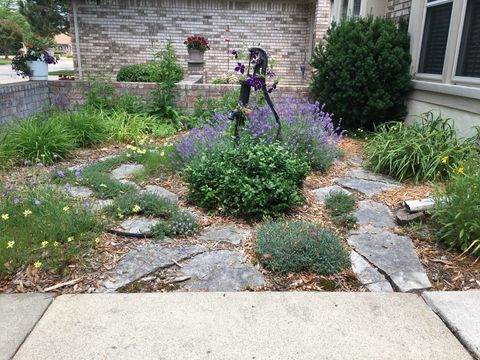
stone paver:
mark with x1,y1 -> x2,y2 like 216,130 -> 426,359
180,250 -> 264,291
423,291 -> 480,358
348,229 -> 431,292
111,217 -> 160,236
110,164 -> 144,180
13,293 -> 472,360
142,185 -> 179,203
312,185 -> 352,204
100,244 -> 207,291
0,294 -> 54,360
198,226 -> 249,245
67,186 -> 93,199
90,199 -> 114,211
354,200 -> 396,229
336,169 -> 400,197
350,251 -> 393,292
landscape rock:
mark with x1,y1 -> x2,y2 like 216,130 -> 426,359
198,226 -> 249,245
90,199 -> 113,211
354,200 -> 396,229
142,185 -> 179,203
312,185 -> 352,204
66,186 -> 93,199
346,169 -> 400,185
336,178 -> 400,197
348,229 -> 431,292
395,207 -> 425,226
100,244 -> 207,291
111,217 -> 160,236
350,251 -> 393,292
180,250 -> 265,291
110,164 -> 144,180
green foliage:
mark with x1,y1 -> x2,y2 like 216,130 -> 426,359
254,219 -> 350,274
85,80 -> 116,110
324,191 -> 357,229
184,138 -> 310,219
311,16 -> 411,129
150,211 -> 199,239
0,19 -> 23,58
192,90 -> 240,124
0,114 -> 76,166
432,161 -> 480,255
117,40 -> 184,84
134,144 -> 179,181
18,0 -> 69,38
0,185 -> 104,275
53,109 -> 108,147
365,113 -> 476,182
103,191 -> 177,219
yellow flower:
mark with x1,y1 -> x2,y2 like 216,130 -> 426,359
132,204 -> 141,213
117,213 -> 124,219
41,240 -> 49,248
53,241 -> 59,247
99,184 -> 107,188
160,151 -> 165,157
441,156 -> 449,164
136,149 -> 146,155
95,237 -> 101,245
23,209 -> 32,217
1,213 -> 9,220
6,240 -> 14,249
458,167 -> 464,174
67,236 -> 74,242
63,206 -> 70,212
33,260 -> 42,269
126,153 -> 132,158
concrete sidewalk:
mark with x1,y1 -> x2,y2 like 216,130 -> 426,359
1,292 -> 477,360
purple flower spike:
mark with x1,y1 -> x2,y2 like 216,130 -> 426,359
57,170 -> 65,178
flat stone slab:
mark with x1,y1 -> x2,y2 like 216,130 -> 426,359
111,217 -> 159,236
354,200 -> 396,229
423,291 -> 480,358
347,169 -> 400,185
198,226 -> 249,245
0,294 -> 54,360
350,251 -> 393,292
142,185 -> 179,203
180,250 -> 264,291
336,169 -> 400,197
90,199 -> 114,211
110,164 -> 144,180
67,186 -> 93,199
14,293 -> 472,359
348,229 -> 431,292
312,185 -> 352,204
100,244 -> 207,291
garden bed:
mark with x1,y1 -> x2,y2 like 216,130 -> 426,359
1,136 -> 478,294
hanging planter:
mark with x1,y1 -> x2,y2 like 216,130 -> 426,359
11,45 -> 57,80
184,36 -> 210,64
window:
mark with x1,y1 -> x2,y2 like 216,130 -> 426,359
353,0 -> 361,16
341,0 -> 349,19
418,1 -> 453,74
456,0 -> 480,78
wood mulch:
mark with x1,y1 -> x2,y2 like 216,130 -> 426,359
1,137 -> 479,294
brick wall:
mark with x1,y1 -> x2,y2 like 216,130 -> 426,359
386,0 -> 411,20
71,0 -> 320,85
0,82 -> 50,125
48,80 -> 311,111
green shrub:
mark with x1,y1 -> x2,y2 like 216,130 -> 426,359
85,79 -> 116,110
365,114 -> 476,182
103,111 -> 162,143
150,211 -> 199,239
0,114 -> 76,166
324,191 -> 357,229
117,62 -> 161,83
254,220 -> 350,274
311,16 -> 411,129
103,191 -> 177,219
55,109 -> 108,147
184,139 -> 310,219
432,161 -> 480,255
0,186 -> 104,275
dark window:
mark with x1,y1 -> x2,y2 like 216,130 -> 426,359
353,0 -> 361,16
418,2 -> 453,74
456,0 -> 480,78
341,0 -> 348,19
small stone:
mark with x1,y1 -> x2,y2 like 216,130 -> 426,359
112,217 -> 160,236
142,185 -> 179,203
354,200 -> 396,229
395,207 -> 425,226
67,186 -> 93,199
111,164 -> 144,180
312,185 -> 352,204
198,226 -> 249,245
90,199 -> 114,211
181,250 -> 265,291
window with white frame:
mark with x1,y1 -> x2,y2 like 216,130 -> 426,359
416,0 -> 480,82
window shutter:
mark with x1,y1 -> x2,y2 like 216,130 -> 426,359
418,2 -> 453,75
456,0 -> 480,78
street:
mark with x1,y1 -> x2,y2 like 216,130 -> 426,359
0,59 -> 73,84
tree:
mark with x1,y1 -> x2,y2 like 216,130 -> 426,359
0,0 -> 17,11
0,19 -> 23,58
18,0 -> 68,38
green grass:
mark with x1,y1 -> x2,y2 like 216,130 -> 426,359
324,191 -> 358,229
0,186 -> 104,275
0,58 -> 12,65
48,70 -> 74,76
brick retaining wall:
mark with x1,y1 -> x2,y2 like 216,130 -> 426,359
0,82 -> 50,125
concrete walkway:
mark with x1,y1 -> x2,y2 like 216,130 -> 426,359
1,292 -> 478,360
